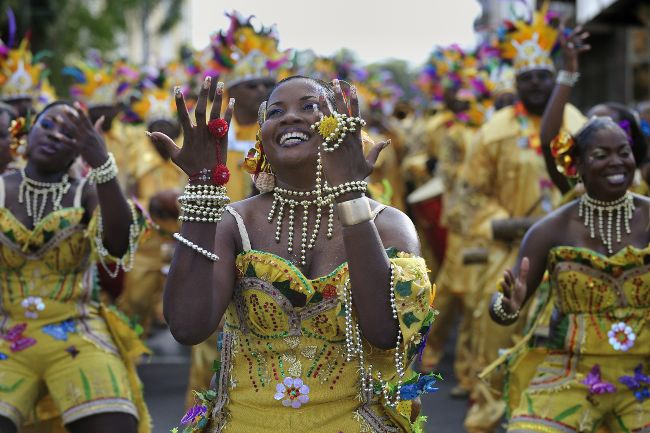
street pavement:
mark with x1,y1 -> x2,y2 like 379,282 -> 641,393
141,322 -> 469,433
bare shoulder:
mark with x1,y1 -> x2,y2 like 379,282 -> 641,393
524,200 -> 577,248
372,201 -> 420,256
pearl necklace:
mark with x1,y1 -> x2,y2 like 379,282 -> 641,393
18,168 -> 71,227
268,152 -> 334,266
579,192 -> 634,254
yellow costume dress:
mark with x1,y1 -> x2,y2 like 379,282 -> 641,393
507,245 -> 650,433
179,207 -> 436,433
424,121 -> 480,389
461,103 -> 585,431
0,178 -> 150,432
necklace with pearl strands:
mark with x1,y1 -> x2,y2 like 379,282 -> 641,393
579,192 -> 634,254
19,168 -> 71,227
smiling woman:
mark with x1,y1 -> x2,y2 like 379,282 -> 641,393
156,75 -> 437,433
0,101 -> 151,433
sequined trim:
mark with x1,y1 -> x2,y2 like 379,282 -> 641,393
0,400 -> 22,429
61,397 -> 138,424
356,403 -> 400,433
509,415 -> 577,433
299,298 -> 339,321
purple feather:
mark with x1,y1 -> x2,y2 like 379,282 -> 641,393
6,8 -> 16,48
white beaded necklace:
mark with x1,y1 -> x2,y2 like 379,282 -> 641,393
268,152 -> 334,266
579,192 -> 635,254
18,168 -> 71,227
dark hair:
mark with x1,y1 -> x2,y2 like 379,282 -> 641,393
269,75 -> 337,108
33,100 -> 76,125
574,116 -> 645,165
0,101 -> 17,120
585,102 -> 648,166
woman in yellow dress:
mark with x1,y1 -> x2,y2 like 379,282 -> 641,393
490,116 -> 650,433
151,75 -> 437,432
0,101 -> 150,433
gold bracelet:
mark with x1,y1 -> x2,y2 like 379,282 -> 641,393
337,196 -> 372,227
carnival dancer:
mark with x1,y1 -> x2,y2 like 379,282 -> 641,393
489,113 -> 650,433
0,102 -> 18,173
185,11 -> 291,406
153,74 -> 437,432
0,101 -> 150,433
116,69 -> 188,336
422,70 -> 494,398
460,5 -> 586,431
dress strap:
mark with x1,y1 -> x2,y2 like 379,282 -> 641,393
0,176 -> 5,208
372,204 -> 388,220
226,206 -> 252,251
73,177 -> 88,208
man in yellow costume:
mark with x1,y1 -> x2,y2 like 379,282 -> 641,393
423,68 -> 498,400
186,11 -> 290,405
116,69 -> 188,335
460,5 -> 586,432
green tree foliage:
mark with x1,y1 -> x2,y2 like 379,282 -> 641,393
0,0 -> 182,94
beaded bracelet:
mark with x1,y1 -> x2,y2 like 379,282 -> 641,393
88,153 -> 118,184
556,70 -> 580,87
173,232 -> 219,261
178,184 -> 230,223
492,292 -> 519,322
312,113 -> 367,152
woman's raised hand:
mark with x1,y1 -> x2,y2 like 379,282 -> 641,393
499,257 -> 529,315
55,102 -> 109,168
317,79 -> 388,188
559,25 -> 591,73
150,76 -> 235,177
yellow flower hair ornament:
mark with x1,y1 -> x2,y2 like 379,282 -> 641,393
550,131 -> 578,178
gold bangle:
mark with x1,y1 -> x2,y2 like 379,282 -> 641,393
337,196 -> 372,227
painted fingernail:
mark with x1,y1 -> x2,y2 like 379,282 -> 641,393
145,131 -> 152,137
174,86 -> 182,97
312,103 -> 318,113
350,86 -> 357,97
333,79 -> 340,90
203,76 -> 211,89
228,98 -> 235,108
217,81 -> 224,95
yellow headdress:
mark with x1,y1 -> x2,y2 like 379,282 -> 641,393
499,2 -> 559,74
0,38 -> 48,101
205,11 -> 291,89
130,87 -> 176,125
65,62 -> 120,106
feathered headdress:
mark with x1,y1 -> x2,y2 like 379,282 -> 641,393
0,35 -> 49,102
201,11 -> 291,88
498,1 -> 560,74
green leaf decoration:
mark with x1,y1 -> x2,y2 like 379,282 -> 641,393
554,404 -> 582,422
108,365 -> 120,396
0,378 -> 25,393
273,280 -> 306,306
386,247 -> 399,258
614,414 -> 630,433
212,360 -> 221,373
59,218 -> 71,229
526,393 -> 533,414
42,229 -> 55,244
79,368 -> 92,400
245,263 -> 257,278
402,312 -> 419,328
395,281 -> 413,297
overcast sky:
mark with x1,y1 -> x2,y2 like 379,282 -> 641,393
190,0 -> 482,66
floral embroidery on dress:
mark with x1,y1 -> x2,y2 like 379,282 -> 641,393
274,377 -> 310,408
0,352 -> 7,360
42,319 -> 77,341
608,322 -> 636,351
2,323 -> 36,352
618,364 -> 650,402
582,364 -> 616,396
21,296 -> 45,319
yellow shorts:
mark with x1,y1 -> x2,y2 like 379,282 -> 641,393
0,317 -> 137,429
509,353 -> 650,433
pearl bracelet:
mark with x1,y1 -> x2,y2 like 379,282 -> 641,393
337,195 -> 372,226
492,292 -> 519,322
326,180 -> 368,199
556,70 -> 580,87
173,232 -> 219,261
88,153 -> 118,184
312,113 -> 367,152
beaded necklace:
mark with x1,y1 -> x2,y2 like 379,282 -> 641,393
18,168 -> 72,227
579,192 -> 635,254
514,102 -> 541,154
